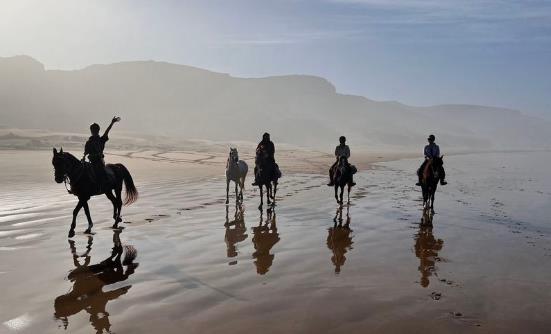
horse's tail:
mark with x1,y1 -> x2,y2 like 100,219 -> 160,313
117,164 -> 138,205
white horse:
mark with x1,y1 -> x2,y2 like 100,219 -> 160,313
226,148 -> 248,204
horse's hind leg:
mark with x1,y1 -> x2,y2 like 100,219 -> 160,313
106,191 -> 118,226
273,182 -> 277,206
334,186 -> 339,204
258,185 -> 264,210
267,184 -> 272,206
115,185 -> 123,224
347,184 -> 351,204
69,200 -> 84,238
340,186 -> 345,205
226,180 -> 230,205
82,200 -> 94,234
235,182 -> 239,203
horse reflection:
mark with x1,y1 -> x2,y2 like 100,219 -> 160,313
54,230 -> 138,333
327,205 -> 353,274
414,209 -> 443,287
252,208 -> 280,275
224,204 -> 248,263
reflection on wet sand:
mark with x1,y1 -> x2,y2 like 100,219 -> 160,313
327,205 -> 354,274
252,208 -> 280,275
224,205 -> 248,264
54,230 -> 138,333
414,210 -> 443,287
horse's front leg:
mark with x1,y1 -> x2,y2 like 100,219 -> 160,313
267,184 -> 272,206
226,180 -> 230,205
334,185 -> 339,204
69,200 -> 84,238
347,184 -> 351,204
340,186 -> 344,205
235,182 -> 239,203
430,189 -> 436,213
82,200 -> 94,234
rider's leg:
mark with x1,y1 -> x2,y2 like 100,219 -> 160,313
328,161 -> 337,186
440,166 -> 447,185
416,161 -> 426,186
252,166 -> 259,186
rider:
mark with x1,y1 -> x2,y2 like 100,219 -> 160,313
82,116 -> 120,188
416,134 -> 447,186
328,136 -> 356,186
252,132 -> 279,186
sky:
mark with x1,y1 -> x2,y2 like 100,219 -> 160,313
1,0 -> 550,118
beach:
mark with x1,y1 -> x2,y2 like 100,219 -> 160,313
1,149 -> 551,333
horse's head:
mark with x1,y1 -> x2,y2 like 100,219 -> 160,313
229,147 -> 239,163
52,147 -> 68,183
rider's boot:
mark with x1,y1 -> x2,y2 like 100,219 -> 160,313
327,176 -> 334,186
440,179 -> 447,185
416,175 -> 422,186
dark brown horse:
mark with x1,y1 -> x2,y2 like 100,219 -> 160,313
420,156 -> 444,213
52,148 -> 138,237
255,150 -> 280,210
334,156 -> 355,205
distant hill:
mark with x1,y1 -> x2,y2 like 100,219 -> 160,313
1,55 -> 549,151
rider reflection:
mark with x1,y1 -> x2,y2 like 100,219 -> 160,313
224,204 -> 248,264
252,208 -> 280,275
414,211 -> 444,287
327,205 -> 353,274
54,230 -> 138,333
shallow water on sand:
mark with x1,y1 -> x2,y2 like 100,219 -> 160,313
1,151 -> 551,333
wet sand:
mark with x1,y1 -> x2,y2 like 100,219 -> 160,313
1,150 -> 551,333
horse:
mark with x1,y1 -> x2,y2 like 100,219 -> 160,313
225,148 -> 248,205
420,156 -> 444,213
255,150 -> 280,210
334,156 -> 355,205
52,148 -> 138,237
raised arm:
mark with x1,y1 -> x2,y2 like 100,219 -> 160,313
103,116 -> 121,138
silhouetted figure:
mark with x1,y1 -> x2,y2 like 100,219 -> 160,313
414,211 -> 443,287
327,205 -> 353,274
54,230 -> 138,333
252,133 -> 280,186
83,117 -> 121,191
224,204 -> 248,263
328,136 -> 356,186
252,208 -> 280,275
252,133 -> 281,209
416,134 -> 447,186
52,146 -> 138,237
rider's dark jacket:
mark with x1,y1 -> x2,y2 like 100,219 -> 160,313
256,140 -> 275,163
85,134 -> 108,165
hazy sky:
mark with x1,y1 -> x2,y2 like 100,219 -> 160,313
1,0 -> 550,117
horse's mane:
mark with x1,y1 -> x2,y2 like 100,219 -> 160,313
62,152 -> 80,164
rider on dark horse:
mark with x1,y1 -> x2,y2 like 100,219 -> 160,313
82,116 -> 120,190
416,134 -> 447,186
328,136 -> 356,186
252,132 -> 281,186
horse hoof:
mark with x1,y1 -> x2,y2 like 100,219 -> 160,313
225,200 -> 229,205
68,230 -> 75,238
84,228 -> 93,235
116,217 -> 122,223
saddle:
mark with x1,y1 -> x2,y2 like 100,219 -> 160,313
82,162 -> 116,190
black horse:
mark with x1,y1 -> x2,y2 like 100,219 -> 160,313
52,148 -> 138,237
420,156 -> 444,212
255,150 -> 280,210
334,156 -> 355,205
